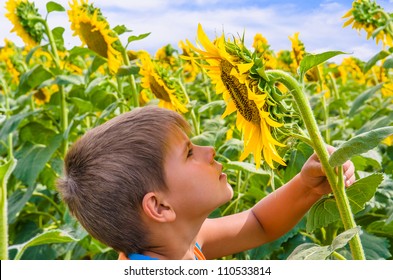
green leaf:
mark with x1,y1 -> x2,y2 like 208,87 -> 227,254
52,27 -> 65,49
17,65 -> 53,96
329,126 -> 393,167
348,84 -> 383,117
0,111 -> 40,142
113,24 -> 131,35
198,100 -> 226,113
46,1 -> 65,13
363,50 -> 390,73
69,97 -> 94,114
116,65 -> 140,77
224,161 -> 271,176
367,220 -> 393,238
13,134 -> 63,187
361,231 -> 392,260
306,173 -> 383,232
288,227 -> 359,260
382,58 -> 393,69
346,173 -> 383,213
306,196 -> 339,232
127,32 -> 151,43
54,74 -> 84,86
11,229 -> 78,260
356,113 -> 393,135
330,227 -> 360,251
7,183 -> 37,224
19,121 -> 57,145
299,51 -> 346,80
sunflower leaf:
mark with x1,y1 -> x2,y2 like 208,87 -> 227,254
288,227 -> 360,260
17,65 -> 53,96
299,51 -> 346,80
363,50 -> 390,73
329,126 -> 393,167
306,173 -> 383,232
127,32 -> 151,43
382,58 -> 393,69
46,2 -> 65,13
348,84 -> 383,117
10,229 -> 78,260
113,25 -> 131,36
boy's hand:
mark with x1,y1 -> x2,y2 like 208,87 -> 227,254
300,145 -> 355,196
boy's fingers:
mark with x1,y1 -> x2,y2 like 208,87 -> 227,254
343,160 -> 355,187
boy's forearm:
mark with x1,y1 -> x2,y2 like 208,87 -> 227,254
251,173 -> 322,242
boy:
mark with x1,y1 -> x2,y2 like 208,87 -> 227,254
57,106 -> 355,260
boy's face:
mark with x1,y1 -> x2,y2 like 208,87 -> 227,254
163,128 -> 233,220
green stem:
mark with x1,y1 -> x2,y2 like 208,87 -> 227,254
121,49 -> 139,108
2,81 -> 13,159
0,79 -> 13,260
59,86 -> 68,157
178,79 -> 200,135
315,66 -> 330,143
42,19 -> 68,156
266,69 -> 365,260
201,71 -> 213,118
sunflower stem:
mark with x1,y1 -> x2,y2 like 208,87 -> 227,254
178,78 -> 200,135
121,49 -> 139,108
266,69 -> 365,260
42,18 -> 68,156
0,78 -> 13,260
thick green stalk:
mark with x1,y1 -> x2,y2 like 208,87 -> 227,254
0,174 -> 8,260
1,79 -> 14,260
266,70 -> 365,260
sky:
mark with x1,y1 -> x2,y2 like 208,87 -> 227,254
1,0 -> 393,63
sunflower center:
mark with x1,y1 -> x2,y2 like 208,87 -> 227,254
220,60 -> 261,125
149,76 -> 171,102
79,22 -> 108,58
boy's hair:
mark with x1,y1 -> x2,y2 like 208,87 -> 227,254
57,106 -> 190,254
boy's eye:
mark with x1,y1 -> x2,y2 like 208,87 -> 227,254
187,148 -> 193,158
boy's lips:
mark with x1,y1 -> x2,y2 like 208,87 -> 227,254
218,163 -> 226,179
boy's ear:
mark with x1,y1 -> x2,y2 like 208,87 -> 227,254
142,192 -> 176,223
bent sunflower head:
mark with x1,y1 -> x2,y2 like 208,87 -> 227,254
138,52 -> 188,114
343,0 -> 393,47
186,24 -> 295,169
5,0 -> 44,47
68,0 -> 124,74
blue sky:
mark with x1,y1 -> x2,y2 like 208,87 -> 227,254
2,0 -> 393,63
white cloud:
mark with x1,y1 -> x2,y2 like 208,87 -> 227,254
0,0 -> 388,63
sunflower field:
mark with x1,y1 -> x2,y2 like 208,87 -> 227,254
1,0 -> 393,260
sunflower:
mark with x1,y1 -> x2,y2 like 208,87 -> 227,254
381,82 -> 393,98
0,39 -> 21,85
343,0 -> 393,47
33,85 -> 59,105
338,57 -> 365,85
252,33 -> 277,70
185,24 -> 291,169
178,40 -> 200,82
289,32 -> 305,70
5,0 -> 44,47
139,52 -> 188,113
68,0 -> 123,74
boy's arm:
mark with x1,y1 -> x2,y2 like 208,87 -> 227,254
198,151 -> 355,260
197,173 -> 319,259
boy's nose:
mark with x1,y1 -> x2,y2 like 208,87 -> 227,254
207,146 -> 216,163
